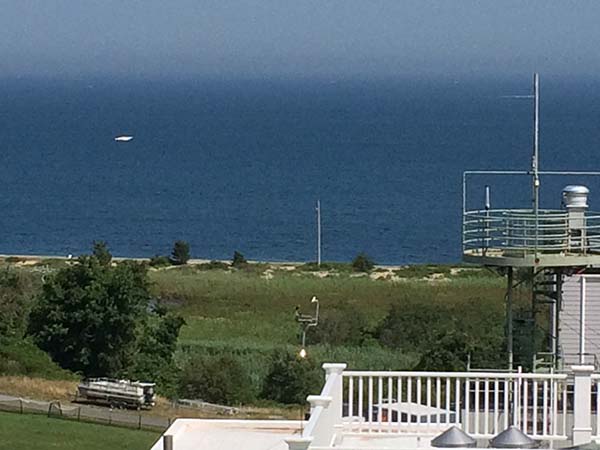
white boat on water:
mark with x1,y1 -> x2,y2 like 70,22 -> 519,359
114,135 -> 134,142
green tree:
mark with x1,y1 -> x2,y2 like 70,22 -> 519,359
128,305 -> 185,397
27,251 -> 151,377
170,241 -> 190,265
351,253 -> 375,272
92,240 -> 112,266
231,251 -> 247,268
261,350 -> 321,404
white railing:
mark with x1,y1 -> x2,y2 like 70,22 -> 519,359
285,365 -> 598,450
341,370 -> 569,441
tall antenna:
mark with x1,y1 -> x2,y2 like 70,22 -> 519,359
532,73 -> 540,257
316,200 -> 322,266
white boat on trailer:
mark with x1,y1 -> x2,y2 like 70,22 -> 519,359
76,378 -> 156,409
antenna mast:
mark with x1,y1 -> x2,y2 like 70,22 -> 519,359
533,73 -> 540,256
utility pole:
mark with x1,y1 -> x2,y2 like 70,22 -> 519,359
316,200 -> 322,266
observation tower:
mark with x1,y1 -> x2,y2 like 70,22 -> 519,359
462,74 -> 600,371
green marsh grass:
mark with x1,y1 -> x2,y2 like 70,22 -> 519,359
150,267 -> 506,383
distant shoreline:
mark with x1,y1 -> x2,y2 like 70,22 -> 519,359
0,253 -> 458,271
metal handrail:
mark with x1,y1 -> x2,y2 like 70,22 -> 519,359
463,208 -> 600,255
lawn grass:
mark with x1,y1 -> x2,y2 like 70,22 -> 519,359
0,411 -> 160,450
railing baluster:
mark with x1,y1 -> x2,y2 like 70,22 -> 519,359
407,377 -> 413,429
523,380 -> 528,435
417,377 -> 422,429
455,377 -> 460,426
503,379 -> 509,430
388,376 -> 393,429
494,378 -> 499,435
348,376 -> 354,428
533,380 -> 538,436
377,376 -> 383,428
426,377 -> 432,429
543,380 -> 548,436
445,378 -> 450,425
484,378 -> 489,436
436,377 -> 441,426
552,379 -> 558,437
358,376 -> 364,433
474,378 -> 480,435
465,378 -> 470,434
563,381 -> 568,435
513,376 -> 519,426
592,379 -> 600,436
397,376 -> 402,432
368,376 -> 373,432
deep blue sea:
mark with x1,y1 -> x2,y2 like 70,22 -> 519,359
1,76 -> 600,264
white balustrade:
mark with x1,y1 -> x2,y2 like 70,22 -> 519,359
341,370 -> 569,441
288,365 -> 600,450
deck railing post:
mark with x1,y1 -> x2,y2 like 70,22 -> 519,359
572,365 -> 594,445
322,363 -> 347,427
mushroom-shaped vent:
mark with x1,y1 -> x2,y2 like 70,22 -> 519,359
490,426 -> 537,448
431,426 -> 476,448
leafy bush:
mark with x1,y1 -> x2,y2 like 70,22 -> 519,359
231,251 -> 247,268
0,269 -> 36,339
178,353 -> 253,405
170,240 -> 190,265
197,260 -> 230,271
351,253 -> 375,272
300,262 -> 352,272
149,255 -> 171,267
308,309 -> 373,346
376,300 -> 506,370
261,350 -> 322,404
413,330 -> 471,371
0,337 -> 76,380
4,256 -> 25,264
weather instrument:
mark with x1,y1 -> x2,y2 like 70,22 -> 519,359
295,296 -> 319,358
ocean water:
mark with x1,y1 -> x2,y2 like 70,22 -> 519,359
1,76 -> 600,264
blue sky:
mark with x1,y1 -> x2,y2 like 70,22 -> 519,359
1,1 -> 598,80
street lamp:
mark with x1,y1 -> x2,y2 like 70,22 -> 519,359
295,296 -> 319,357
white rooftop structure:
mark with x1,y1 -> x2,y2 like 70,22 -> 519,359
151,363 -> 600,450
150,419 -> 304,450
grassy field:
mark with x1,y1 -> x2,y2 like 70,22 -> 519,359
149,265 -> 508,377
0,411 -> 159,450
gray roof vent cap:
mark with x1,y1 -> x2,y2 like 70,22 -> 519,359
431,426 -> 476,448
490,426 -> 538,448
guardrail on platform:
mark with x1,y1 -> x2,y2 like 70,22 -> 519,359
463,209 -> 600,256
